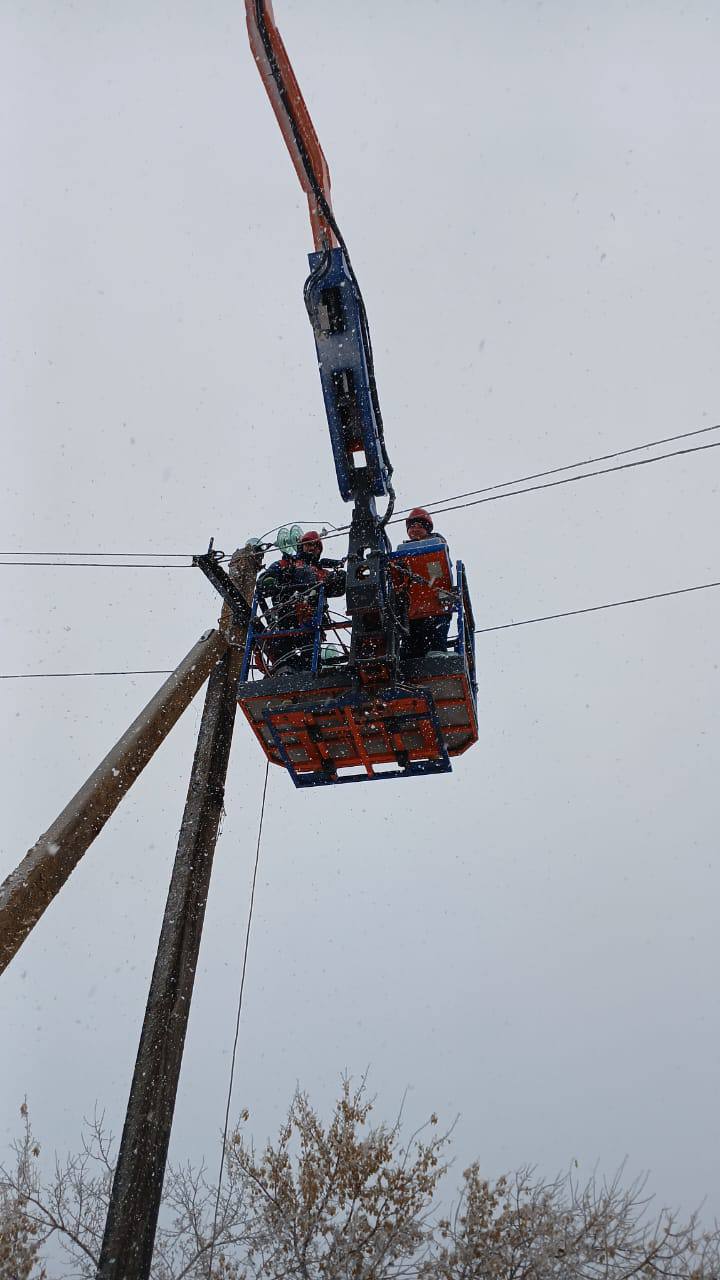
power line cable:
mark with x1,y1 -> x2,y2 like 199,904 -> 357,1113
2,578 -> 719,680
264,423 -> 720,548
0,432 -> 716,575
0,561 -> 192,569
406,422 -> 720,515
0,669 -> 173,680
0,551 -> 195,558
380,438 -> 720,530
207,760 -> 269,1279
475,578 -> 720,634
293,437 -> 720,547
2,424 -> 718,562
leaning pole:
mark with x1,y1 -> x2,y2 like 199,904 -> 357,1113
0,628 -> 229,976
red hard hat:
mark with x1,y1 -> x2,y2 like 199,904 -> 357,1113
300,530 -> 323,551
406,507 -> 433,532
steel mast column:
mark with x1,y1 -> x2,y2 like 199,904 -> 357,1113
96,640 -> 245,1280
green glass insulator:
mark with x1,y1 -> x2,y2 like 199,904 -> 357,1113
276,525 -> 303,554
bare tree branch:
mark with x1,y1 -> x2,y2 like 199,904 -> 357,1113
3,1090 -> 719,1280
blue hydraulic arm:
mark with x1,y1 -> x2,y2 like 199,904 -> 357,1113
246,1 -> 399,679
305,247 -> 390,502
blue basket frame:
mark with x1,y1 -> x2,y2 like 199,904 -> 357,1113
455,560 -> 478,698
242,547 -> 477,706
241,585 -> 327,681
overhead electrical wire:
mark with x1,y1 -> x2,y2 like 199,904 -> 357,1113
2,423 -> 718,565
0,551 -> 195,558
2,577 -> 719,680
0,668 -> 174,679
404,422 -> 720,516
0,428 -> 715,568
404,439 -> 720,523
0,561 -> 192,569
2,423 -> 715,556
283,430 -> 720,546
315,436 -> 720,545
474,578 -> 720,634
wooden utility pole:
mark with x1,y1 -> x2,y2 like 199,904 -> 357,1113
0,629 -> 228,975
96,549 -> 258,1280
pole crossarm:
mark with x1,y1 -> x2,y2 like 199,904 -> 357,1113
194,549 -> 252,622
0,628 -> 229,976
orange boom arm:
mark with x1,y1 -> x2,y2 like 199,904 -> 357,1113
245,0 -> 337,251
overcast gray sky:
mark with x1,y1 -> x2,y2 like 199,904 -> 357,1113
2,0 -> 719,1235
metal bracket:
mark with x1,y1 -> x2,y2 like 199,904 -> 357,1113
193,540 -> 251,625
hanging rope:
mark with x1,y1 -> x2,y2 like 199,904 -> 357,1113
206,760 -> 269,1277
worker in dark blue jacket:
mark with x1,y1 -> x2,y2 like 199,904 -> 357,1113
295,531 -> 346,597
256,552 -> 318,672
257,532 -> 345,672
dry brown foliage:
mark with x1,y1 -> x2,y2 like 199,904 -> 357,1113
225,1078 -> 449,1278
2,1084 -> 718,1280
427,1161 -> 720,1280
0,1103 -> 46,1280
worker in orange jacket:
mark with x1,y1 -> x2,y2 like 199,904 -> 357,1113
398,508 -> 453,660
